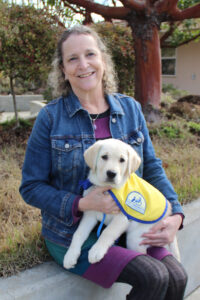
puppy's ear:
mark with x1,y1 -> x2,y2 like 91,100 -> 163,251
84,141 -> 103,171
127,146 -> 141,175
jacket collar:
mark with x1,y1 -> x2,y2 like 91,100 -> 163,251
63,91 -> 125,118
63,91 -> 84,118
106,93 -> 125,116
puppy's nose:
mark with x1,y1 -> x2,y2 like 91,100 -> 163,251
107,170 -> 116,179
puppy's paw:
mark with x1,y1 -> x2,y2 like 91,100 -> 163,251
63,248 -> 80,269
88,244 -> 107,264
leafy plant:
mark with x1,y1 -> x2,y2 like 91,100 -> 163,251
162,84 -> 189,100
42,86 -> 54,102
188,122 -> 200,135
94,22 -> 135,96
1,118 -> 33,129
0,2 -> 62,126
150,124 -> 184,139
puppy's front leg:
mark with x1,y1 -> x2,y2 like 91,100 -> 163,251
88,214 -> 129,264
63,211 -> 97,269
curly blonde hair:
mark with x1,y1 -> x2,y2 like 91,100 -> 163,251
48,25 -> 118,98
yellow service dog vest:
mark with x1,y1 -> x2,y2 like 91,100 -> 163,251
108,173 -> 168,224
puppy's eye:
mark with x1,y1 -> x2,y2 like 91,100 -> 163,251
120,157 -> 125,163
101,155 -> 108,160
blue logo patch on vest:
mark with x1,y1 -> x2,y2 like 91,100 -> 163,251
126,192 -> 146,215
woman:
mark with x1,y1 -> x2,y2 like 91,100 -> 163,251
20,25 -> 187,299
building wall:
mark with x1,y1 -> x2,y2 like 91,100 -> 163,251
162,42 -> 200,95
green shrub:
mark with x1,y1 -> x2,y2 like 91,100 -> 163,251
42,86 -> 53,102
94,22 -> 135,96
150,124 -> 184,139
1,118 -> 32,129
162,83 -> 175,93
162,84 -> 189,99
188,122 -> 200,135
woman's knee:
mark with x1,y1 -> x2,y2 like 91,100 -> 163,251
176,265 -> 188,290
123,256 -> 170,300
162,255 -> 188,297
128,255 -> 170,290
146,258 -> 169,289
163,256 -> 188,284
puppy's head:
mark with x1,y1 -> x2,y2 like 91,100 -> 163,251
84,139 -> 141,188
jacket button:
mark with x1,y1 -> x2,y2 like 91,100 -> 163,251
112,118 -> 117,123
65,143 -> 70,149
137,137 -> 142,143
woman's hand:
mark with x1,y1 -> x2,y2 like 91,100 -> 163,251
78,186 -> 120,214
140,214 -> 182,247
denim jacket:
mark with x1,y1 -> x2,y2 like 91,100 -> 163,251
19,91 -> 183,247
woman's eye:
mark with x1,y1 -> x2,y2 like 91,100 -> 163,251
87,52 -> 95,57
69,57 -> 77,61
102,155 -> 108,160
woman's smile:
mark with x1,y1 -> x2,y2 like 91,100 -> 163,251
78,71 -> 95,78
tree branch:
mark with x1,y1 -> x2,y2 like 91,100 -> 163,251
41,1 -> 67,28
155,0 -> 179,14
162,32 -> 200,48
63,2 -> 82,14
112,0 -> 117,7
160,22 -> 176,45
170,4 -> 200,21
65,0 -> 131,19
119,0 -> 146,11
83,10 -> 93,24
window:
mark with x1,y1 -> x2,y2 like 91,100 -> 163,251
161,48 -> 176,76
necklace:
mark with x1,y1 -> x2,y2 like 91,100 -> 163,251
89,113 -> 99,130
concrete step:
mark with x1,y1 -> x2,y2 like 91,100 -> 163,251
186,286 -> 200,300
0,262 -> 131,300
0,101 -> 45,123
178,198 -> 200,296
0,198 -> 199,300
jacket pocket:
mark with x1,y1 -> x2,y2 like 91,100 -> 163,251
124,130 -> 144,149
51,137 -> 83,190
42,211 -> 78,241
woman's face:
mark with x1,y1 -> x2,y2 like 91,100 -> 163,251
62,34 -> 105,96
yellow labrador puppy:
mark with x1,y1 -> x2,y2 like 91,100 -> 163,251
63,139 -> 180,269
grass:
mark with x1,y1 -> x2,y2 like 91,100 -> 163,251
0,103 -> 199,278
0,118 -> 33,129
0,124 -> 51,277
162,83 -> 189,100
151,127 -> 200,204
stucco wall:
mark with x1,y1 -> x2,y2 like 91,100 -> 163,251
162,42 -> 200,95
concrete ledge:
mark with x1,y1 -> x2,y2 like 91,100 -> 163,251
0,95 -> 44,112
30,101 -> 46,115
0,198 -> 199,300
178,198 -> 200,297
0,101 -> 45,123
0,262 -> 131,300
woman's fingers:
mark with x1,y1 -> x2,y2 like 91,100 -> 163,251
81,186 -> 120,214
140,215 -> 181,247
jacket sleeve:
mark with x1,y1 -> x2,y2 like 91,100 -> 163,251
136,103 -> 184,216
19,107 -> 79,226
